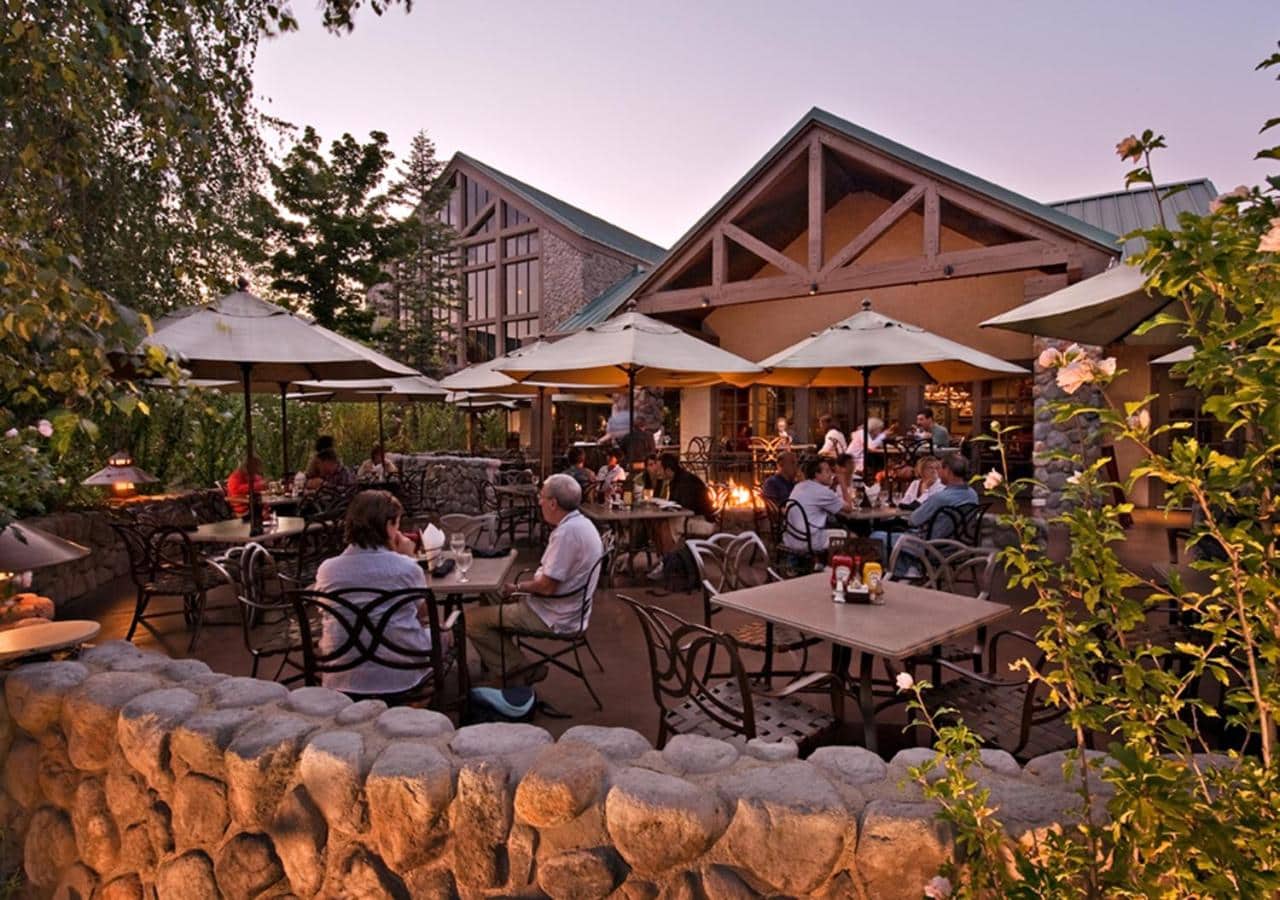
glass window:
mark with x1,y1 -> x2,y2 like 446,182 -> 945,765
464,176 -> 491,225
504,232 -> 539,257
504,203 -> 529,228
465,242 -> 493,265
466,325 -> 498,364
441,186 -> 460,227
504,318 -> 536,354
464,268 -> 495,321
503,259 -> 539,317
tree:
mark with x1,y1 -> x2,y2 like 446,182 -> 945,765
381,130 -> 459,374
247,127 -> 412,340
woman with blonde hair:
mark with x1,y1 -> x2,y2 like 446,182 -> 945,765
899,455 -> 944,506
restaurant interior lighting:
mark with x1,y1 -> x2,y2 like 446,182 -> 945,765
81,449 -> 159,499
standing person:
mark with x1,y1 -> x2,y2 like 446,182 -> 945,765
762,450 -> 799,507
467,474 -> 603,683
226,455 -> 267,517
914,409 -> 951,450
783,457 -> 853,558
899,456 -> 944,506
313,490 -> 434,697
774,416 -> 794,449
818,414 -> 848,457
357,445 -> 398,482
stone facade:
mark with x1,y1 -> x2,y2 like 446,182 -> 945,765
1032,337 -> 1104,514
391,453 -> 501,516
539,229 -> 637,334
0,642 -> 1144,899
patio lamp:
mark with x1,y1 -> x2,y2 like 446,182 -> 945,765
0,522 -> 91,603
82,449 -> 159,500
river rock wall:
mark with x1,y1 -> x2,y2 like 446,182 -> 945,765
391,454 -> 502,516
0,642 -> 1128,899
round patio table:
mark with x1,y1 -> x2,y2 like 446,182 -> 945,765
0,620 -> 101,664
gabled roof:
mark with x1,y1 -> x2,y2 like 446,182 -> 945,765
450,152 -> 665,264
1050,179 -> 1217,257
555,267 -> 650,333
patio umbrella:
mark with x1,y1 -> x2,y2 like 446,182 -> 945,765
292,375 -> 447,452
980,264 -> 1173,346
141,284 -> 406,533
1152,346 -> 1193,365
494,310 -> 763,460
756,298 -> 1027,466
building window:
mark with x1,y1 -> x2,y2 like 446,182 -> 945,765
504,203 -> 529,228
465,268 -> 495,321
464,176 -> 491,225
504,317 -> 537,354
465,242 -> 494,265
504,258 -> 540,317
504,233 -> 539,256
465,324 -> 498,364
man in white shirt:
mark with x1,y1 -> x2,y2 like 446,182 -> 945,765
783,457 -> 852,556
467,473 -> 604,683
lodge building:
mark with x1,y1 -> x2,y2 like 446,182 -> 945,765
430,108 -> 1216,508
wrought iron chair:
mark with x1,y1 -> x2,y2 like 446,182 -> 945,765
778,499 -> 828,576
688,531 -> 821,686
478,479 -> 535,545
110,520 -> 231,652
286,586 -> 467,712
911,629 -> 1074,761
620,595 -> 836,751
924,502 -> 991,545
497,541 -> 613,709
207,543 -> 305,682
440,513 -> 500,553
889,535 -> 1000,679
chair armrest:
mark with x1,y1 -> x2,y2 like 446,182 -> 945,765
930,657 -> 1027,688
990,629 -> 1040,656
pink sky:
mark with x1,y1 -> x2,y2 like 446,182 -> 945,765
255,1 -> 1279,248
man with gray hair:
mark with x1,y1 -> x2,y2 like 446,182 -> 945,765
466,473 -> 604,683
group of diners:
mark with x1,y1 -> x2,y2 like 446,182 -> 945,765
815,407 -> 951,468
309,474 -> 604,697
223,435 -> 397,515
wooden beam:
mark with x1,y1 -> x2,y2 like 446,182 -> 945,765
712,228 -> 726,287
722,223 -> 807,279
820,184 -> 925,276
923,185 -> 940,261
807,136 -> 823,274
460,199 -> 497,238
646,234 -> 715,294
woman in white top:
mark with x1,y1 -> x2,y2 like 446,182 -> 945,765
774,416 -> 794,449
356,444 -> 398,482
899,456 -> 945,506
817,414 -> 847,457
848,417 -> 894,473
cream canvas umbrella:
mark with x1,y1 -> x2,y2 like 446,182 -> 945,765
757,298 -> 1027,465
1152,346 -> 1193,365
980,264 -> 1174,346
141,283 -> 407,532
494,310 -> 763,458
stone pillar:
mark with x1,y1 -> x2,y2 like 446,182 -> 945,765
1032,337 -> 1103,514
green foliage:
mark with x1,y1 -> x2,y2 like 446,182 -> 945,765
914,52 -> 1280,897
244,126 -> 414,339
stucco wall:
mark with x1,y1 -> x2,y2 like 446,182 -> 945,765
0,643 -> 1127,899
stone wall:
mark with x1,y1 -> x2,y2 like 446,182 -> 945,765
392,453 -> 501,516
23,491 -> 228,609
0,642 -> 1122,899
539,230 -> 638,334
1031,337 -> 1103,514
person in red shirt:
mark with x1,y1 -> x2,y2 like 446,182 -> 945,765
226,455 -> 267,516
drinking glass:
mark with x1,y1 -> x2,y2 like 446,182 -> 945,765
456,549 -> 473,583
450,532 -> 465,556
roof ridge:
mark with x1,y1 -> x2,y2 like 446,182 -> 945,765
1049,178 -> 1217,207
450,152 -> 665,263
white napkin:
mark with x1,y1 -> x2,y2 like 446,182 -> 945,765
422,523 -> 445,551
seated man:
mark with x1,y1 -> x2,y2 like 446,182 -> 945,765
633,453 -> 669,500
305,435 -> 339,481
647,453 -> 717,580
761,450 -> 798,507
783,457 -> 853,561
226,455 -> 267,517
467,473 -> 604,683
307,448 -> 354,492
873,453 -> 978,572
914,409 -> 951,450
313,490 -> 434,697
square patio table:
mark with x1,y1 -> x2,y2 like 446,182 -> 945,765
581,502 -> 694,579
418,549 -> 517,599
712,571 -> 1010,752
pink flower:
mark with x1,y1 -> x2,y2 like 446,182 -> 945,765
1036,347 -> 1063,369
983,469 -> 1004,491
3,428 -> 16,439
1260,218 -> 1280,253
1095,357 -> 1117,378
895,672 -> 915,692
1115,136 -> 1142,161
36,419 -> 53,438
1056,359 -> 1094,395
1210,185 -> 1250,213
924,875 -> 953,899
1127,409 -> 1151,431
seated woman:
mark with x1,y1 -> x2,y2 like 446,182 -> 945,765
899,456 -> 944,507
226,455 -> 267,517
313,490 -> 436,698
356,444 -> 398,482
596,449 -> 626,485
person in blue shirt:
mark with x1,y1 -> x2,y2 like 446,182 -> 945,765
761,450 -> 798,507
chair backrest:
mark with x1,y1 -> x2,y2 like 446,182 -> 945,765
440,513 -> 499,551
287,586 -> 454,697
888,536 -> 998,599
723,531 -> 777,590
781,499 -> 817,554
618,594 -> 756,742
925,502 -> 990,544
110,520 -> 156,588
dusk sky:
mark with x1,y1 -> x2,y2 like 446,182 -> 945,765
256,1 -> 1279,248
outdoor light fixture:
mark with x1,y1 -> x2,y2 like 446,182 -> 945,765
700,296 -> 711,307
809,283 -> 819,295
81,449 -> 159,499
943,264 -> 955,277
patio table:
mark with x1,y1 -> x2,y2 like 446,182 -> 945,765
418,548 -> 517,598
0,620 -> 101,664
712,571 -> 1009,753
188,516 -> 308,545
581,501 -> 693,579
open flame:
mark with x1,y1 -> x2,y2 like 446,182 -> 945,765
726,479 -> 754,508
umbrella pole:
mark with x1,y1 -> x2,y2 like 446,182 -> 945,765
862,366 -> 873,478
627,367 -> 636,466
243,363 -> 261,536
466,408 -> 474,454
377,394 -> 386,452
278,383 -> 289,478
537,386 -> 548,480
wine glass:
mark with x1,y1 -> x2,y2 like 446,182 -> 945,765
450,532 -> 465,556
456,548 -> 473,583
